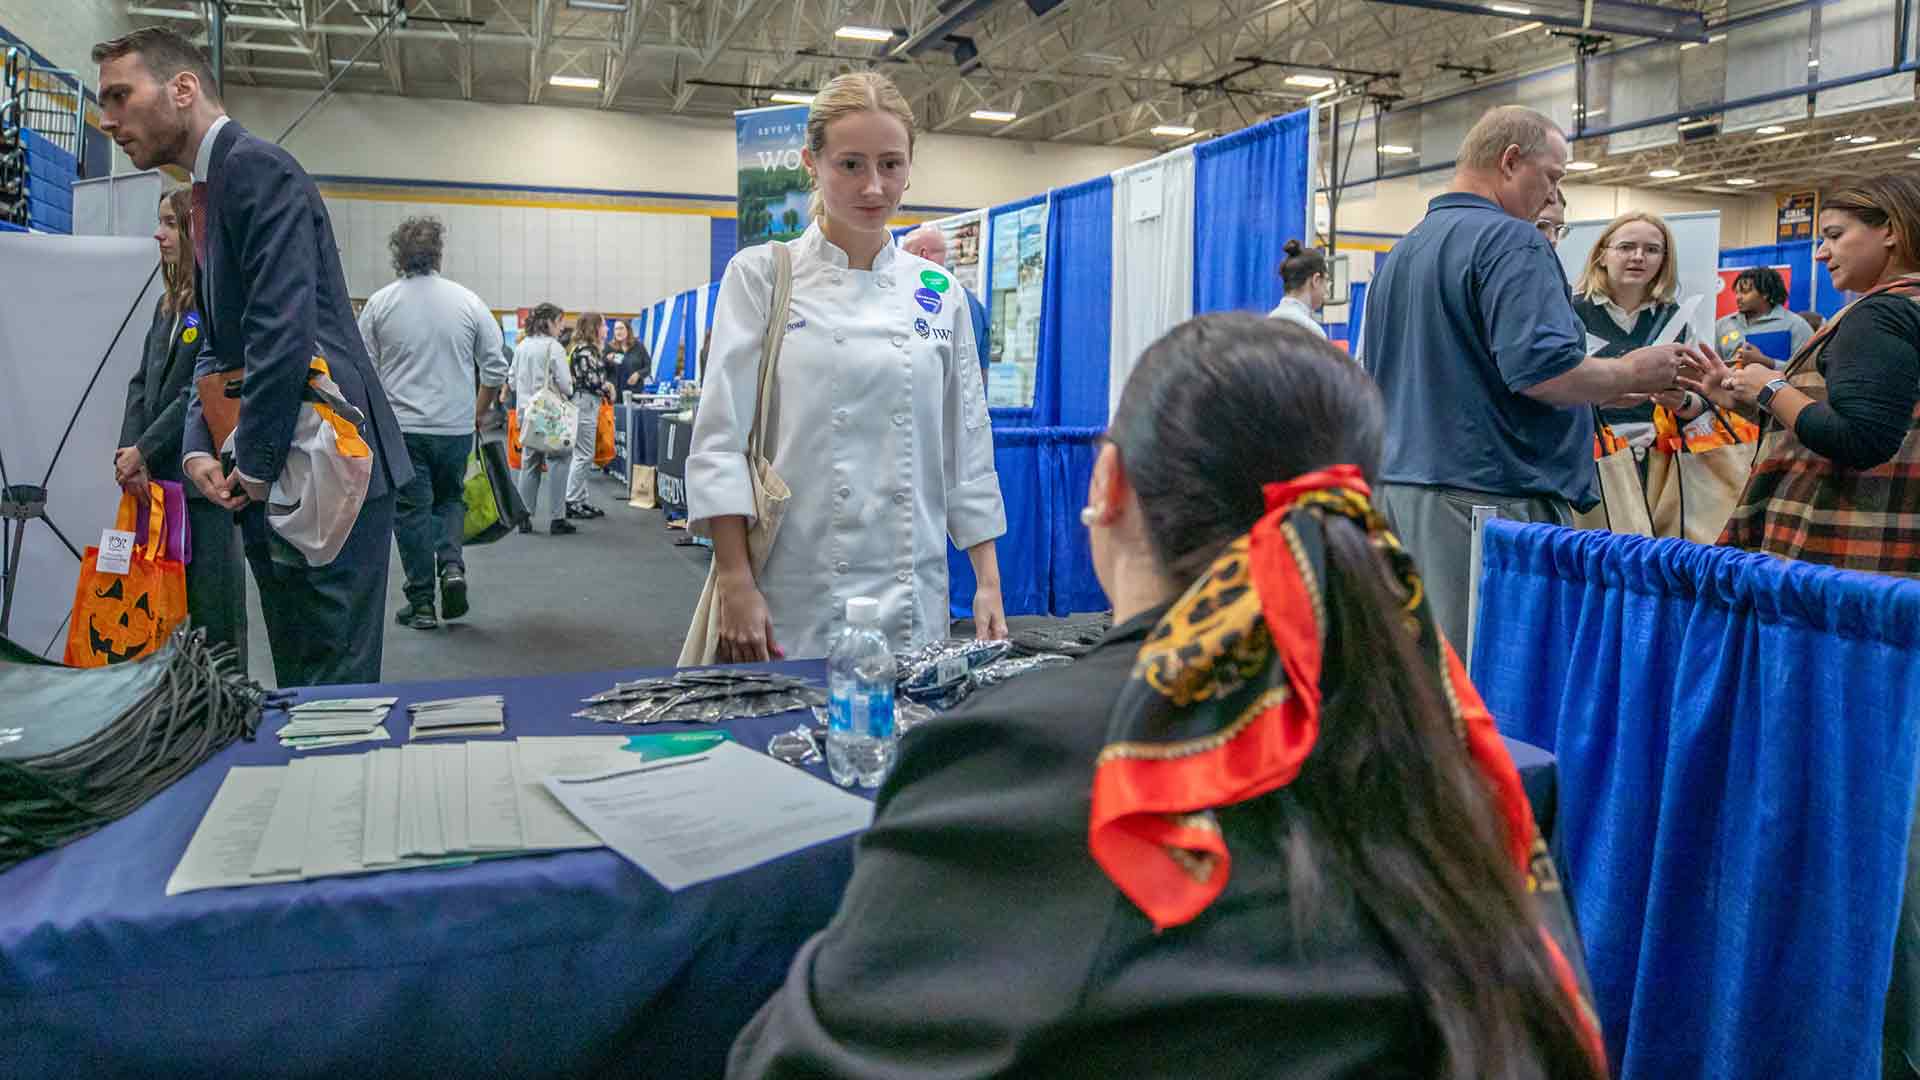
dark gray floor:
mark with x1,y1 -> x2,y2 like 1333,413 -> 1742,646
244,468 -> 710,688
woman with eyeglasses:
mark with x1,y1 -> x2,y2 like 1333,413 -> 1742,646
1572,211 -> 1706,451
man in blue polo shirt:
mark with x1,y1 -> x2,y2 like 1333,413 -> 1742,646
1364,105 -> 1695,650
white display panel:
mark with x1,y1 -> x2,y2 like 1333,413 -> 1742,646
0,235 -> 163,659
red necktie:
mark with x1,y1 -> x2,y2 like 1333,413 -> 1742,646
190,181 -> 208,268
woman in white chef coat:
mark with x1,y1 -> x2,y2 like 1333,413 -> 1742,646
688,72 -> 1009,661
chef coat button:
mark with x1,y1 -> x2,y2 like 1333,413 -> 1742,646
837,486 -> 851,499
877,277 -> 892,289
834,409 -> 848,423
893,491 -> 909,505
834,329 -> 847,344
896,570 -> 912,583
831,273 -> 844,286
892,334 -> 906,348
835,562 -> 850,575
892,413 -> 907,426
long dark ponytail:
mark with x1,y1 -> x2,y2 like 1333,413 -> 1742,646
1108,313 -> 1602,1080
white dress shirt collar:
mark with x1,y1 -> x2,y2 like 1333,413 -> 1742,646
191,114 -> 232,182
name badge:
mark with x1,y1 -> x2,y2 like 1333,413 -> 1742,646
96,529 -> 137,575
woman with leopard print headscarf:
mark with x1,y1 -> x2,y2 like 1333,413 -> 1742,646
730,313 -> 1605,1080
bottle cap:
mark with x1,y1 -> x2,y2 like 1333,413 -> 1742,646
846,597 -> 880,626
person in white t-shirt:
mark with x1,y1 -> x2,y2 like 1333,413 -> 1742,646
1268,239 -> 1329,339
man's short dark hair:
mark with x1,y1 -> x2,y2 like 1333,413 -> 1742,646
389,216 -> 445,276
92,27 -> 220,103
1734,266 -> 1788,309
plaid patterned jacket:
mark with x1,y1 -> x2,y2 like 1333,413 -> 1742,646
1720,275 -> 1920,575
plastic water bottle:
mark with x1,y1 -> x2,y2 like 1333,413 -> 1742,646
826,597 -> 898,788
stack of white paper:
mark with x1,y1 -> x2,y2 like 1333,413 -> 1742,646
168,736 -> 875,895
407,695 -> 506,740
170,736 -> 645,895
279,696 -> 397,751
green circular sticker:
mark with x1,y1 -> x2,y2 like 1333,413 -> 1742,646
920,270 -> 951,293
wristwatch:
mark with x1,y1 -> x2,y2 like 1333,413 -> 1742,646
1757,378 -> 1791,410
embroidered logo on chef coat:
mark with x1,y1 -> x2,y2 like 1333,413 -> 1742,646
920,270 -> 950,293
913,288 -> 942,314
914,318 -> 931,339
786,317 -> 807,331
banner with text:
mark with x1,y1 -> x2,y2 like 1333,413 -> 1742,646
735,105 -> 811,251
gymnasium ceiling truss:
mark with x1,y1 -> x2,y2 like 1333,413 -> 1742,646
122,1 -> 1918,192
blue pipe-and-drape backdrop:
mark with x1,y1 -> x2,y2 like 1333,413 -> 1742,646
1471,522 -> 1920,1080
1719,240 -> 1848,319
1193,109 -> 1313,316
1033,176 -> 1113,429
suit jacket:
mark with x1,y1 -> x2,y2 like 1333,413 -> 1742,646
120,297 -> 203,489
183,121 -> 411,515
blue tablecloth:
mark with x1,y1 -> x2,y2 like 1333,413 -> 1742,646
0,661 -> 1556,1077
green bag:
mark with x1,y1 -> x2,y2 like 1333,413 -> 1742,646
463,439 -> 525,545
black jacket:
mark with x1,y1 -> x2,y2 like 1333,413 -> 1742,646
182,120 -> 410,506
729,610 -> 1433,1078
119,297 -> 204,488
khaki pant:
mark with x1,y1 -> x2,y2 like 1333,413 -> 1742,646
1376,482 -> 1574,655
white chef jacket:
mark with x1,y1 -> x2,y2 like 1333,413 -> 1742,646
688,223 -> 1007,658
1267,295 -> 1327,339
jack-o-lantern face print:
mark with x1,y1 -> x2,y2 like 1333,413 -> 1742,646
85,576 -> 157,665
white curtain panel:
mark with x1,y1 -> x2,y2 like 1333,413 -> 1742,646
1723,2 -> 1813,133
1107,147 -> 1195,421
1605,46 -> 1680,156
1814,0 -> 1914,117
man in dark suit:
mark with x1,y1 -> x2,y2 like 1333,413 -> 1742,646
95,27 -> 411,686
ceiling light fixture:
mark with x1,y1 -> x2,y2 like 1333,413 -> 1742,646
1378,143 -> 1416,155
548,75 -> 600,89
1725,177 -> 1758,186
1808,58 -> 1821,67
1850,135 -> 1878,144
1487,3 -> 1533,14
1835,134 -> 1856,142
1756,125 -> 1788,135
1648,167 -> 1682,178
566,0 -> 629,11
1708,33 -> 1726,43
770,91 -> 816,105
1910,151 -> 1920,160
1151,124 -> 1198,137
1566,160 -> 1599,171
835,25 -> 896,42
1284,73 -> 1337,88
1680,40 -> 1701,50
970,109 -> 1017,122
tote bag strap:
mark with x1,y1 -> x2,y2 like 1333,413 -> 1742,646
748,242 -> 794,462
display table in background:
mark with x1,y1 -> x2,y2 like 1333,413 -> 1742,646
0,661 -> 1555,1076
657,414 -> 693,515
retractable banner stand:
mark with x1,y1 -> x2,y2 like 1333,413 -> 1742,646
0,234 -> 164,659
734,105 -> 811,252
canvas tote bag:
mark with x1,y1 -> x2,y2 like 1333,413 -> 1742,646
679,243 -> 796,665
1573,409 -> 1654,536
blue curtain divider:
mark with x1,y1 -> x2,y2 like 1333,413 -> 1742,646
1033,177 -> 1114,428
1193,109 -> 1312,317
704,282 -> 722,336
948,427 -> 1053,618
1041,429 -> 1108,614
946,426 -> 1110,620
1470,522 -> 1920,1080
649,299 -> 670,378
1718,241 -> 1848,320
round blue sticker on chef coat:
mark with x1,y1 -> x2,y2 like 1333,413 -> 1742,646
913,288 -> 942,314
183,312 -> 201,328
